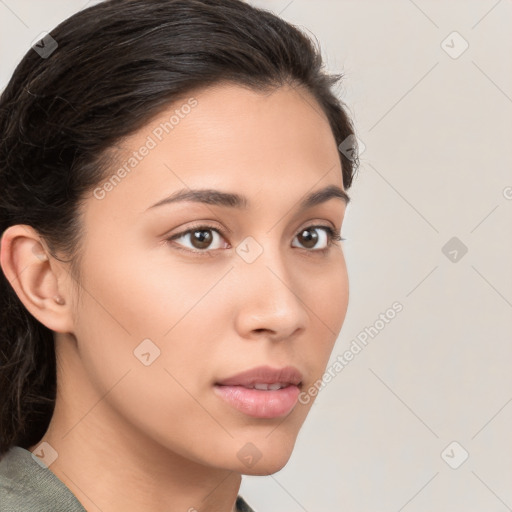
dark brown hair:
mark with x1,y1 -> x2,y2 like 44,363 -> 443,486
0,0 -> 358,456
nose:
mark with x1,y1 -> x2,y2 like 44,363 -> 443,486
233,244 -> 309,342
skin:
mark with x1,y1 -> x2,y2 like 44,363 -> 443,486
1,82 -> 349,512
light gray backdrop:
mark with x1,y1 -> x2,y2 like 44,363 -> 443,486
1,1 -> 511,511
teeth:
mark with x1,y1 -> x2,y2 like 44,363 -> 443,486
252,383 -> 285,390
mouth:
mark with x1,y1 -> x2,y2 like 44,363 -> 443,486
213,365 -> 303,419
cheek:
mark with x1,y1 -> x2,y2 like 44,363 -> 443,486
71,239 -> 230,394
302,252 -> 349,371
75,239 -> 225,339
312,251 -> 349,326
69,251 -> 233,459
322,252 -> 349,329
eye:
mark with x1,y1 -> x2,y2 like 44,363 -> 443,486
167,224 -> 229,253
292,225 -> 343,251
165,223 -> 344,256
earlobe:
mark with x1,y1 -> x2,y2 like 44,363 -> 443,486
0,224 -> 74,333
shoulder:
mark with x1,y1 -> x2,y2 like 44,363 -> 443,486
0,446 -> 86,512
0,447 -> 256,512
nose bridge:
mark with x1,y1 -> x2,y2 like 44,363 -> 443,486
237,233 -> 292,293
233,234 -> 309,337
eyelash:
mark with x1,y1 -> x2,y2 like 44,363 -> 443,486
165,223 -> 345,257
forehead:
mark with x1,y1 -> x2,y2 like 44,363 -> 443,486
86,82 -> 344,219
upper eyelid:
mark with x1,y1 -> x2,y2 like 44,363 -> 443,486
169,222 -> 338,241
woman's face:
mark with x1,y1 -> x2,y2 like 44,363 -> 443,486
66,82 -> 349,474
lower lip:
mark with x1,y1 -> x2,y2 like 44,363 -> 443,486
213,384 -> 300,418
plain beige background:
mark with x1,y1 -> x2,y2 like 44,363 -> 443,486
1,1 -> 511,511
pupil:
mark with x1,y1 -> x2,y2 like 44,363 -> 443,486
193,230 -> 212,248
301,228 -> 318,248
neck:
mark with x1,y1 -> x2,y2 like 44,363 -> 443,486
31,336 -> 242,512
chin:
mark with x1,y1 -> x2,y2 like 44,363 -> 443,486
230,411 -> 307,475
232,434 -> 298,476
239,452 -> 292,476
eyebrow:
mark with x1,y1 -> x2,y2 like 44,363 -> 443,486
147,184 -> 350,211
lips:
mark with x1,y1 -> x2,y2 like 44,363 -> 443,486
214,365 -> 303,419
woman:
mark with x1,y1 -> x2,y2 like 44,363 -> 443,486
0,0 -> 359,510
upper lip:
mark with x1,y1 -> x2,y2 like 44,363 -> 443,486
215,365 -> 303,388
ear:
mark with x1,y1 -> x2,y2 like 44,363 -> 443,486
0,224 -> 74,333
